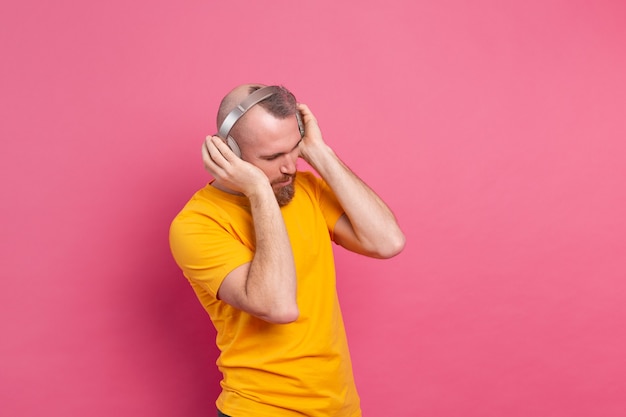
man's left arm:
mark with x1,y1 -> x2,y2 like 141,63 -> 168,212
297,104 -> 406,259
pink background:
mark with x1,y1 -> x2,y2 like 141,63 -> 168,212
1,1 -> 625,416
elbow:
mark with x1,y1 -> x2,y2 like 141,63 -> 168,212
269,310 -> 299,324
260,303 -> 300,324
374,232 -> 406,259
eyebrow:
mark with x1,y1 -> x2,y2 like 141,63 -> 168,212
261,138 -> 303,160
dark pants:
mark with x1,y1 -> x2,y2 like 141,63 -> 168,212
217,410 -> 230,417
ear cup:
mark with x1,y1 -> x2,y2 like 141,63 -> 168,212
226,136 -> 242,158
296,111 -> 305,138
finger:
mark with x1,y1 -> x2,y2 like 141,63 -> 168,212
297,103 -> 309,113
202,136 -> 229,173
210,135 -> 239,163
202,140 -> 217,172
201,136 -> 214,162
207,136 -> 230,165
296,103 -> 318,127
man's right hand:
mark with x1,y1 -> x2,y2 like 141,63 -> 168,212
202,135 -> 270,197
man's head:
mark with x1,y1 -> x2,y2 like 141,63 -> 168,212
216,84 -> 302,206
217,84 -> 298,130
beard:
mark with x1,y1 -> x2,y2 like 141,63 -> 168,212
273,172 -> 296,207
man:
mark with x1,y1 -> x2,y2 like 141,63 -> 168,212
169,84 -> 405,417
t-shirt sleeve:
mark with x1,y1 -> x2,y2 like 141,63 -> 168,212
169,212 -> 253,297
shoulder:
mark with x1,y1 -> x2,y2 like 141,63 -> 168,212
169,185 -> 255,275
295,170 -> 317,186
173,184 -> 249,223
295,170 -> 327,194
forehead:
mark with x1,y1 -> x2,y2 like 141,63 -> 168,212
242,107 -> 301,151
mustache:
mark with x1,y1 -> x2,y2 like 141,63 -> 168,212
271,173 -> 295,186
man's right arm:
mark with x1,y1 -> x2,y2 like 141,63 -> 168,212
203,136 -> 298,324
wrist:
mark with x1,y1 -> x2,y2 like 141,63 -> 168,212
245,182 -> 276,204
305,144 -> 338,173
302,143 -> 334,170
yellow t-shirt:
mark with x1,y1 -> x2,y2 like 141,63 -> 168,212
169,171 -> 362,417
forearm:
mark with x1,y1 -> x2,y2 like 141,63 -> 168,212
307,144 -> 405,257
245,186 -> 298,322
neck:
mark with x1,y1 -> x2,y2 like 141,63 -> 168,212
210,180 -> 243,196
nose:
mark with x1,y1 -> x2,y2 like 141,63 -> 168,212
280,154 -> 297,175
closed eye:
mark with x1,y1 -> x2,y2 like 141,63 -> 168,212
261,139 -> 302,161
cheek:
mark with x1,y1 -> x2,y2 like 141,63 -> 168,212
255,160 -> 281,177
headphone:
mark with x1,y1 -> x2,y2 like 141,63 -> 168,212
217,86 -> 304,158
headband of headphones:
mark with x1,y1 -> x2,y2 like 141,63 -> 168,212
218,86 -> 281,140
